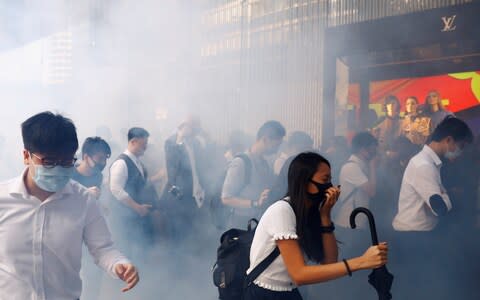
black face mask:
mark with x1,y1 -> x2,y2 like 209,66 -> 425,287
89,157 -> 106,173
94,162 -> 106,173
307,180 -> 333,205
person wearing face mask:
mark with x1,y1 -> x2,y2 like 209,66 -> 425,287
73,137 -> 111,197
72,137 -> 111,300
332,132 -> 378,230
393,116 -> 473,231
244,152 -> 388,300
0,112 -> 139,300
391,117 -> 473,300
222,120 -> 286,228
328,132 -> 379,299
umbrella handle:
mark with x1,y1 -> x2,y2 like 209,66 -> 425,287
349,207 -> 379,245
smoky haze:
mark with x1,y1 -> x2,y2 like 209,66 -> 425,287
0,1 -> 478,300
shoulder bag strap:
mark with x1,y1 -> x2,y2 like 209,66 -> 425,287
244,247 -> 280,287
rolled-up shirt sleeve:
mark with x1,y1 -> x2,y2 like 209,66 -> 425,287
412,164 -> 452,216
109,159 -> 131,204
83,195 -> 131,278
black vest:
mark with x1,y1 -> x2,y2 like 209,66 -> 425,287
117,153 -> 148,204
110,154 -> 150,218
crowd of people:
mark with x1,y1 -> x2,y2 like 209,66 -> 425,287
0,88 -> 478,299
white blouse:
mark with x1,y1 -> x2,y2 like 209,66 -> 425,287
246,199 -> 298,291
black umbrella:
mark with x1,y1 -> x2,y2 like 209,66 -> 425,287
350,207 -> 393,300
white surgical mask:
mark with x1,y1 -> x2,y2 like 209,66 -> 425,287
444,144 -> 463,160
32,165 -> 74,192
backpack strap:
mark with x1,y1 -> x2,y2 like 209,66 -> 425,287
244,199 -> 289,286
234,153 -> 253,187
244,247 -> 280,287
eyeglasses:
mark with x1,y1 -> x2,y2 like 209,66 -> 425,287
30,152 -> 77,169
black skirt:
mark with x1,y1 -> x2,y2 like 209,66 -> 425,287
244,284 -> 303,300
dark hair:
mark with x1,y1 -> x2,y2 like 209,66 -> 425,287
406,96 -> 418,104
81,137 -> 111,158
22,111 -> 78,156
423,90 -> 443,114
287,152 -> 331,262
128,127 -> 149,141
430,117 -> 473,144
384,95 -> 400,110
256,120 -> 286,141
351,132 -> 378,154
287,131 -> 314,149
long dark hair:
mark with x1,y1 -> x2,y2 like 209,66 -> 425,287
287,152 -> 331,263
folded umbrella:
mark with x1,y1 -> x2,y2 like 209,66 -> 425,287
350,207 -> 394,300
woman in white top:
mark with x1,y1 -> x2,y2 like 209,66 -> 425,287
245,152 -> 388,300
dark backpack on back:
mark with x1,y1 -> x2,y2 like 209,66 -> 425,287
212,219 -> 280,300
209,153 -> 253,229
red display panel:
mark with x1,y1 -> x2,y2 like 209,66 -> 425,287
348,71 -> 480,114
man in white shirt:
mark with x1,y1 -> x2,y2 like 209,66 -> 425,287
163,116 -> 208,243
222,120 -> 286,228
333,132 -> 378,230
329,132 -> 378,300
393,117 -> 473,231
392,117 -> 473,300
109,127 -> 156,260
0,111 -> 139,300
72,137 -> 112,300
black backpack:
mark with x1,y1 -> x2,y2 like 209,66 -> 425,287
212,219 -> 280,300
209,153 -> 253,229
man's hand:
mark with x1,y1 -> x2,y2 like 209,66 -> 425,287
115,263 -> 139,292
135,204 -> 153,217
87,186 -> 101,199
257,189 -> 270,207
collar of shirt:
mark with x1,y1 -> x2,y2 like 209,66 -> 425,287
124,149 -> 138,162
8,168 -> 74,201
123,149 -> 144,177
422,145 -> 442,167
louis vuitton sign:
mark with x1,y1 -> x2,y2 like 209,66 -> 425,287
441,15 -> 457,32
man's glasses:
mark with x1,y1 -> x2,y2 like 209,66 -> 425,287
30,152 -> 77,169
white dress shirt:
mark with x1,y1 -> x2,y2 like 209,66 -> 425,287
110,150 -> 145,204
273,152 -> 289,176
0,169 -> 130,300
393,145 -> 452,231
332,154 -> 370,228
182,140 -> 205,208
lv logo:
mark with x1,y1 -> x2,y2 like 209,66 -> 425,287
441,15 -> 457,32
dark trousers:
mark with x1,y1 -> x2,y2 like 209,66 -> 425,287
244,284 -> 303,300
